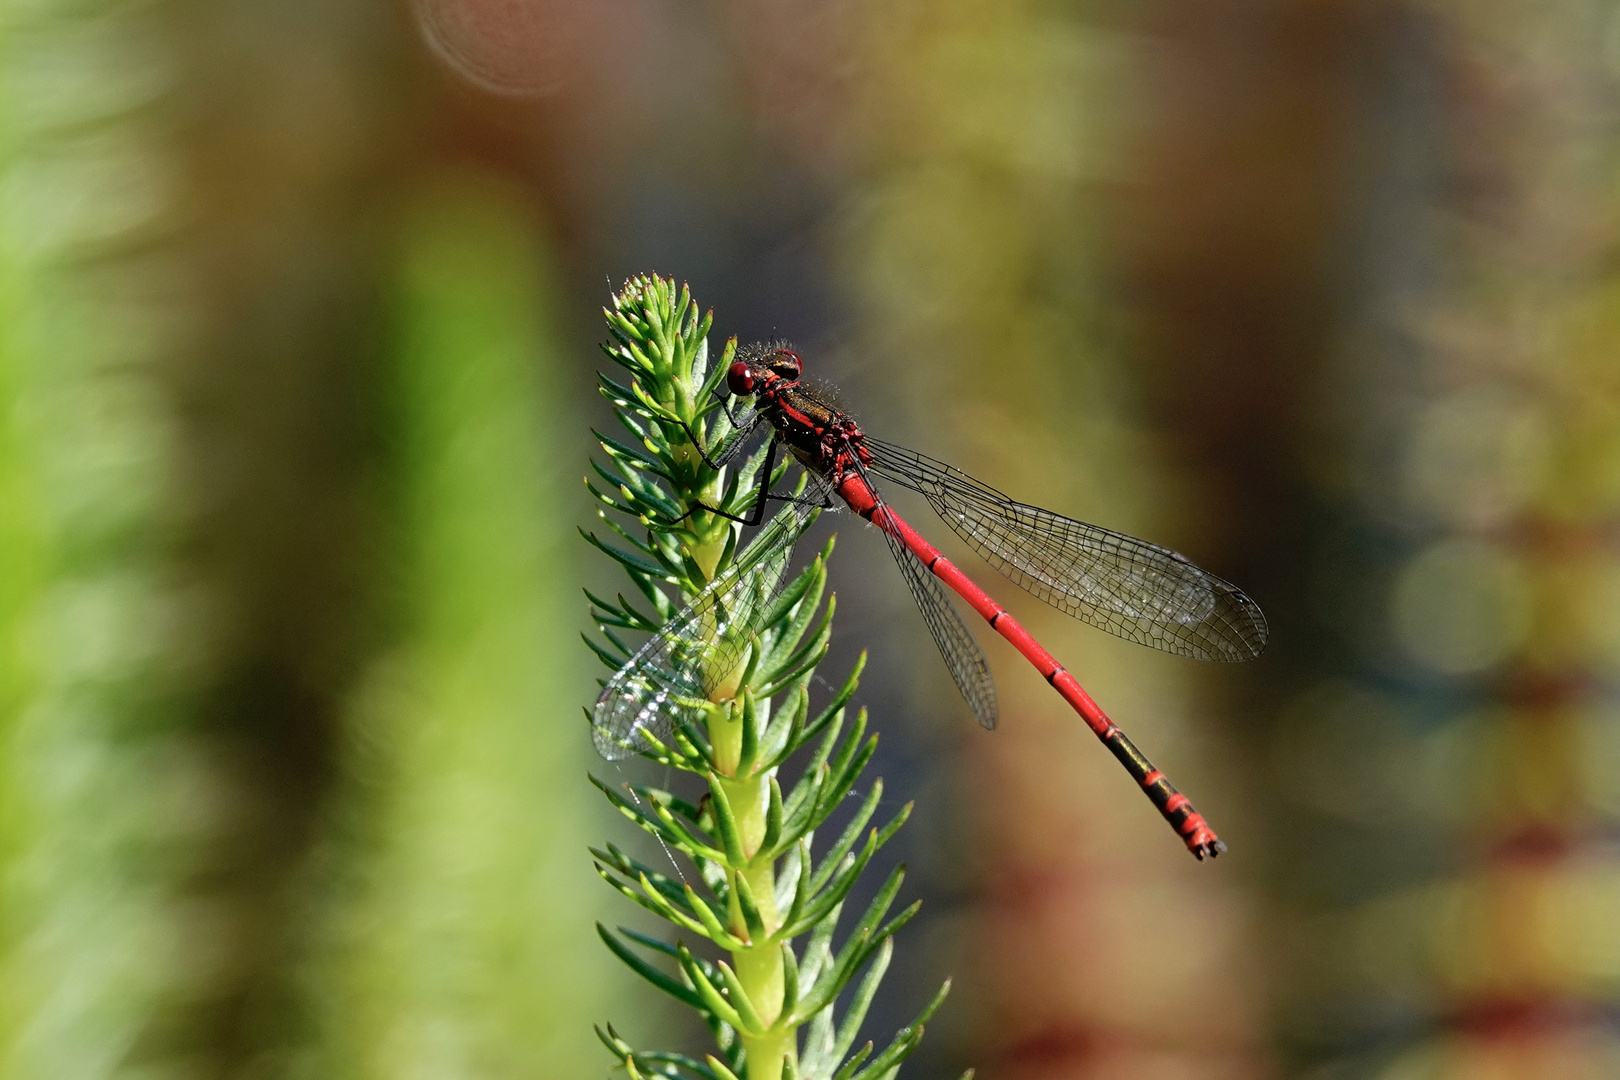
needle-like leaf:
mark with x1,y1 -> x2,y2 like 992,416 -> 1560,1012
596,924 -> 705,1010
586,276 -> 955,1079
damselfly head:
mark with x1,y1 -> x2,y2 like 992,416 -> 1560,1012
730,341 -> 804,395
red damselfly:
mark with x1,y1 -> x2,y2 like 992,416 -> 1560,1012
594,343 -> 1268,859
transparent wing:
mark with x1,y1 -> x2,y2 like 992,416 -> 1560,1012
862,467 -> 997,730
864,438 -> 1268,662
592,482 -> 822,761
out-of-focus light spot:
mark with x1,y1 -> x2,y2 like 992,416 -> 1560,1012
1271,681 -> 1477,827
1548,863 -> 1620,988
1539,404 -> 1620,518
1390,539 -> 1532,675
1463,706 -> 1585,830
412,0 -> 629,96
909,23 -> 1132,182
1604,4 -> 1620,78
52,257 -> 198,376
0,131 -> 175,260
1375,1026 -> 1620,1080
1572,554 -> 1620,676
1349,885 -> 1436,1003
1341,859 -> 1620,1006
10,20 -> 173,137
1576,705 -> 1620,816
851,166 -> 1030,327
1403,390 -> 1548,530
1527,555 -> 1602,670
24,574 -> 165,686
1372,1039 -> 1447,1080
26,371 -> 175,542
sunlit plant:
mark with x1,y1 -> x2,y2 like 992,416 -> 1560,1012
583,276 -> 965,1080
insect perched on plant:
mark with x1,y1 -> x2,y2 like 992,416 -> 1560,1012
595,342 -> 1268,859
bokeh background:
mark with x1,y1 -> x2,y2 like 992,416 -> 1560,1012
5,1 -> 1620,1078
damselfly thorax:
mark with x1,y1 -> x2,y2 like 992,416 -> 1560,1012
731,348 -> 871,482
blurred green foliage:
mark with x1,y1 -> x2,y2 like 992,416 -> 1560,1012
293,175 -> 625,1079
0,1 -> 634,1071
1,4 -> 199,1075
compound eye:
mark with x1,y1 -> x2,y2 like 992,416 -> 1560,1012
727,360 -> 755,395
770,349 -> 802,380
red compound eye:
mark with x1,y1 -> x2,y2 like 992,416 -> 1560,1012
770,349 -> 802,380
727,360 -> 755,395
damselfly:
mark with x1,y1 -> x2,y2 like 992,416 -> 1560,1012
594,343 -> 1268,859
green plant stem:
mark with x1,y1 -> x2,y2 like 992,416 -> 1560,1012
742,1028 -> 794,1080
715,703 -> 791,1076
588,276 -> 956,1080
688,512 -> 729,583
735,922 -> 789,1077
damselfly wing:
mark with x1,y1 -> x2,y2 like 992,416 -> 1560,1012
592,495 -> 819,760
862,437 -> 1267,662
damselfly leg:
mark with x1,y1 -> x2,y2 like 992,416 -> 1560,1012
652,429 -> 836,528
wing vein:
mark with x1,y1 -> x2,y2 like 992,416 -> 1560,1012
592,490 -> 821,760
856,460 -> 998,730
864,438 -> 1267,662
